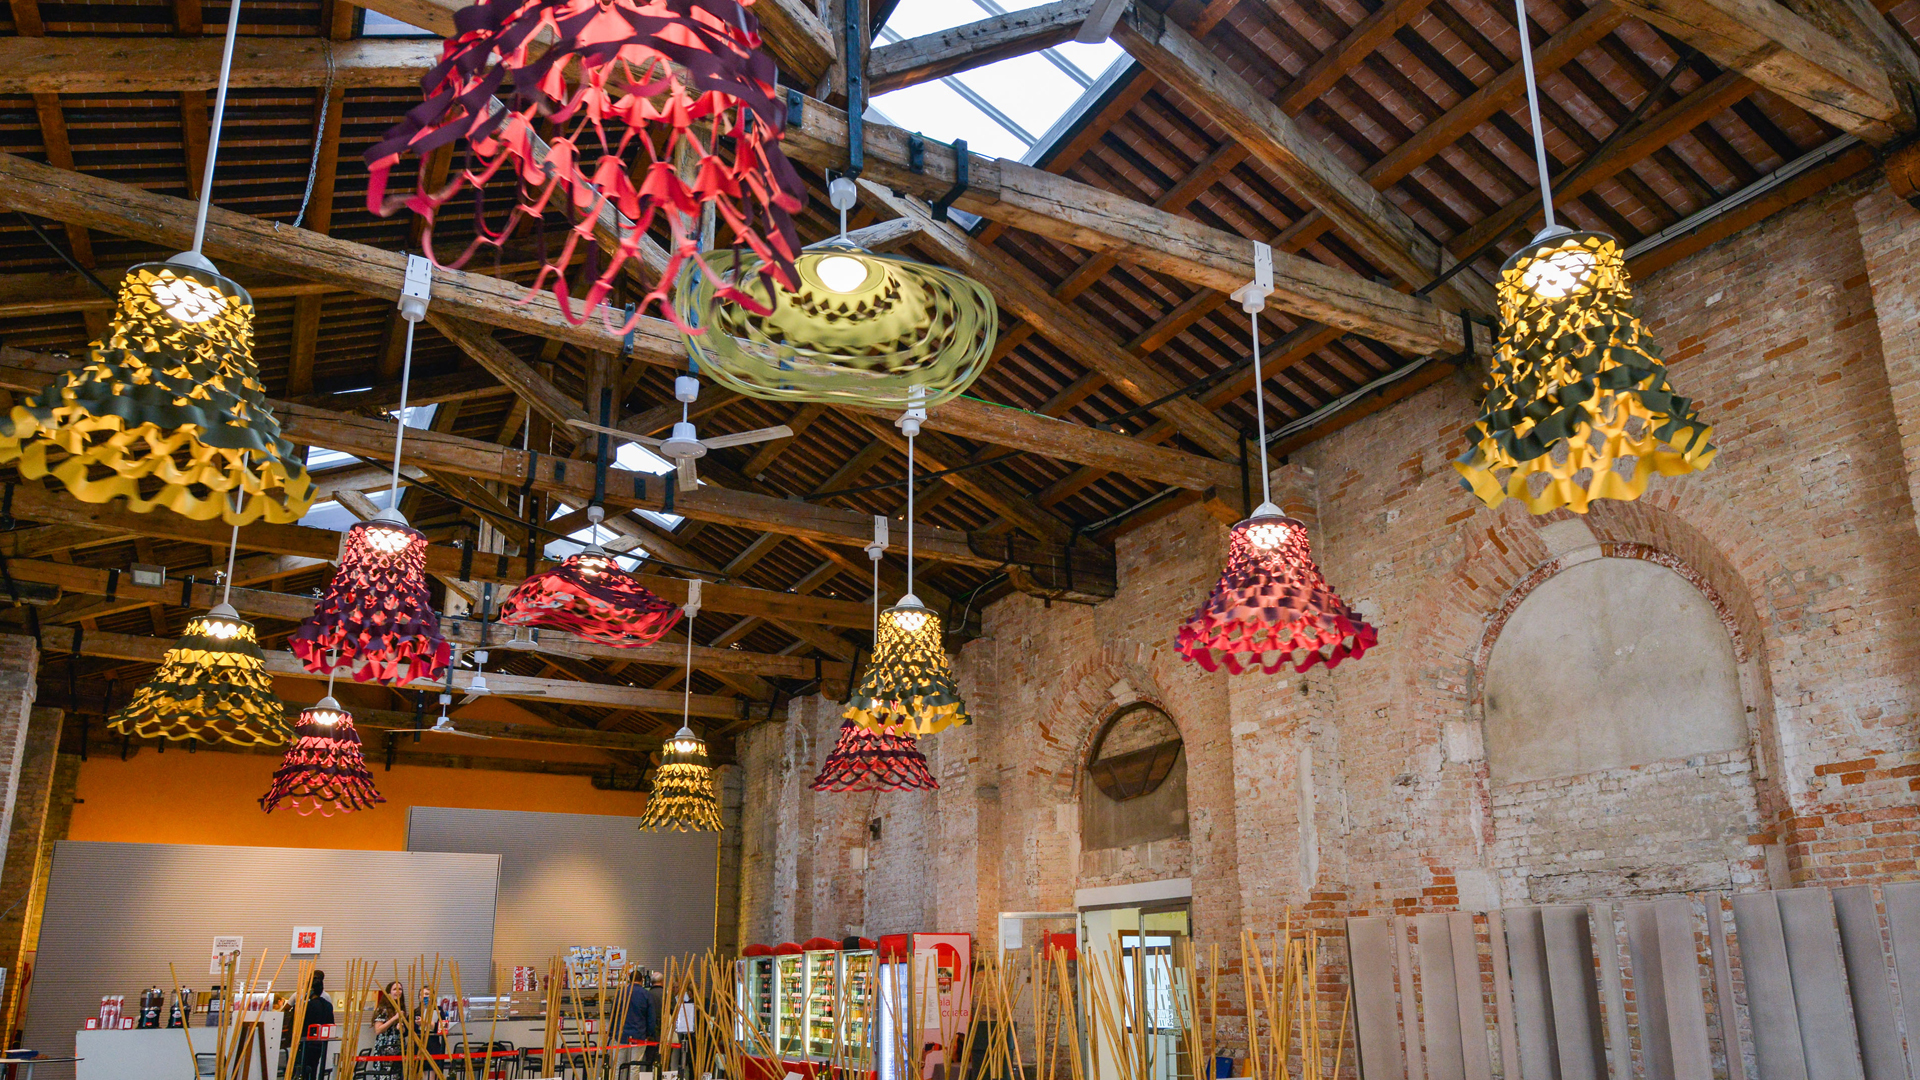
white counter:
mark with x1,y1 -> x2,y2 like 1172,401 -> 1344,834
75,1015 -> 282,1080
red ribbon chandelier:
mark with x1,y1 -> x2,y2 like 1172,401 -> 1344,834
810,719 -> 938,793
497,510 -> 681,648
259,696 -> 387,816
1176,251 -> 1376,675
364,0 -> 806,328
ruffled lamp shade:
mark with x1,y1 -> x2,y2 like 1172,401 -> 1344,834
810,720 -> 938,793
290,511 -> 451,685
258,697 -> 386,816
108,604 -> 292,746
0,260 -> 314,525
678,243 -> 996,408
1176,510 -> 1376,675
497,546 -> 682,647
637,725 -> 723,832
365,0 -> 804,329
843,598 -> 970,736
1454,229 -> 1716,514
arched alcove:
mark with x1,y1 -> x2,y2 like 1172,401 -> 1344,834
1080,702 -> 1188,854
1484,556 -> 1745,783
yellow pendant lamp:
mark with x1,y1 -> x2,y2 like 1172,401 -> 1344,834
638,581 -> 723,832
1451,0 -> 1714,514
0,0 -> 312,526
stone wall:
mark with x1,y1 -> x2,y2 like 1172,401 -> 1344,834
735,175 -> 1920,951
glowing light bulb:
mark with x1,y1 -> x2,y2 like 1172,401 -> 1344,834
1519,245 -> 1596,299
1244,519 -> 1294,551
815,254 -> 870,293
150,274 -> 228,324
203,617 -> 244,640
893,609 -> 929,634
363,522 -> 413,554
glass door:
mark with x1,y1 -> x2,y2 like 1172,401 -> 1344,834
1081,904 -> 1192,1080
776,955 -> 806,1058
839,950 -> 876,1073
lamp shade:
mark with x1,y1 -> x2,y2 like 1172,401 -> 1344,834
637,726 -> 723,832
290,514 -> 451,685
843,600 -> 970,736
108,604 -> 292,745
365,0 -> 804,329
0,261 -> 314,525
497,547 -> 682,647
677,243 -> 996,408
1454,230 -> 1716,514
810,720 -> 938,793
258,697 -> 386,816
1176,511 -> 1376,675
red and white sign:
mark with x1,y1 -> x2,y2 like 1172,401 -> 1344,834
291,926 -> 323,955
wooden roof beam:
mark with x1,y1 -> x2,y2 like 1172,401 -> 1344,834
1610,0 -> 1912,141
1112,5 -> 1496,315
0,37 -> 444,93
869,0 -> 1094,94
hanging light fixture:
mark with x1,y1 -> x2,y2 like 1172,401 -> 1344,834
810,720 -> 938,793
1176,254 -> 1377,676
638,581 -> 723,832
289,258 -> 450,685
259,656 -> 386,815
365,0 -> 806,329
843,392 -> 972,736
1452,0 -> 1715,514
677,179 -> 997,409
110,507 -> 291,746
0,0 -> 313,527
497,508 -> 681,648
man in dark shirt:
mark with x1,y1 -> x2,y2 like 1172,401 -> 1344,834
623,967 -> 658,1069
295,970 -> 336,1080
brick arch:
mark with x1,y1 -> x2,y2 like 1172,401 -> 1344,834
1035,640 -> 1186,806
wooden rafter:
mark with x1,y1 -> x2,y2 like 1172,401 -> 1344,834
869,0 -> 1094,94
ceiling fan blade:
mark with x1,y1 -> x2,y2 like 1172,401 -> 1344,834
449,728 -> 492,739
562,418 -> 664,447
678,457 -> 699,493
699,424 -> 794,450
458,692 -> 482,706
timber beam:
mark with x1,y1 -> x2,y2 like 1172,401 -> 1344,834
870,0 -> 1094,94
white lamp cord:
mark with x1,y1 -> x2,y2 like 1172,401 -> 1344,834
1513,0 -> 1557,231
681,610 -> 695,726
905,433 -> 915,598
189,0 -> 245,258
386,319 -> 417,510
1250,310 -> 1271,509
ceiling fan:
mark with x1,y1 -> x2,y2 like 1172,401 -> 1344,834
427,692 -> 492,739
440,644 -> 546,709
565,375 -> 790,493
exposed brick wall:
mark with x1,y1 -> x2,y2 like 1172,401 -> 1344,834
734,177 -> 1920,979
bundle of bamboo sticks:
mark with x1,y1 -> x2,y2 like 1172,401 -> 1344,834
1239,915 -> 1352,1080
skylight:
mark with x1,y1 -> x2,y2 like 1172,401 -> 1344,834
305,403 -> 437,471
871,0 -> 1129,163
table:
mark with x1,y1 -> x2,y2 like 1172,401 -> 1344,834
3,1056 -> 82,1080
74,1014 -> 282,1080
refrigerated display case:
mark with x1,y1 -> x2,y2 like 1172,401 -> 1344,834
875,933 -> 973,1080
738,948 -> 776,1048
802,938 -> 840,1061
776,946 -> 807,1058
838,944 -> 877,1070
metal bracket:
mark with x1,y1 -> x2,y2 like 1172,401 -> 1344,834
908,134 -> 925,174
1230,240 -> 1274,314
866,515 -> 889,559
683,577 -> 703,619
398,253 -> 433,322
786,88 -> 805,129
931,140 -> 970,220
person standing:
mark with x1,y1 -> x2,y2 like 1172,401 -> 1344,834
294,970 -> 335,1080
621,968 -> 657,1071
669,988 -> 696,1078
366,981 -> 407,1080
646,972 -> 667,1073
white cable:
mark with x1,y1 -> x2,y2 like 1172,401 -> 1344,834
386,319 -> 417,510
190,0 -> 245,257
1513,0 -> 1556,231
1250,309 -> 1270,509
905,434 -> 915,598
681,610 -> 695,727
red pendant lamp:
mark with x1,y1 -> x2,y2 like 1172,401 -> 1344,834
810,720 -> 938,793
1176,260 -> 1377,675
289,260 -> 450,685
259,676 -> 386,816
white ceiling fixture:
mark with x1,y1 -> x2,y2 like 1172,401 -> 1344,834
566,375 -> 790,493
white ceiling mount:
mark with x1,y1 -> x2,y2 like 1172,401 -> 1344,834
866,515 -> 889,561
1076,0 -> 1130,43
1231,240 -> 1274,315
683,577 -> 703,620
828,177 -> 859,211
674,375 -> 701,403
398,254 -> 433,323
895,384 -> 928,437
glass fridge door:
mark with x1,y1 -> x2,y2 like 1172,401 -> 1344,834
777,955 -> 806,1058
876,960 -> 904,1080
805,952 -> 837,1061
839,950 -> 876,1072
751,958 -> 775,1048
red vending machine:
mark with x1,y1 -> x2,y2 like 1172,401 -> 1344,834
875,933 -> 973,1080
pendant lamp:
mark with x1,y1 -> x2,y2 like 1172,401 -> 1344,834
110,514 -> 291,746
638,582 -> 724,832
1176,266 -> 1376,676
289,260 -> 451,685
843,396 -> 972,735
0,0 -> 312,526
678,180 -> 996,409
811,720 -> 938,792
497,510 -> 681,648
364,0 -> 805,329
1452,0 -> 1715,514
259,655 -> 385,815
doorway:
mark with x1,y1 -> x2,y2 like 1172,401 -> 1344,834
1080,902 -> 1192,1080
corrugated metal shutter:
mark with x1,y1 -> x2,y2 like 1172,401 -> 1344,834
406,806 -> 718,972
25,840 -> 500,1080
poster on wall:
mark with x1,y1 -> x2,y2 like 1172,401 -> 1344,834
210,936 -> 243,976
292,927 -> 323,955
